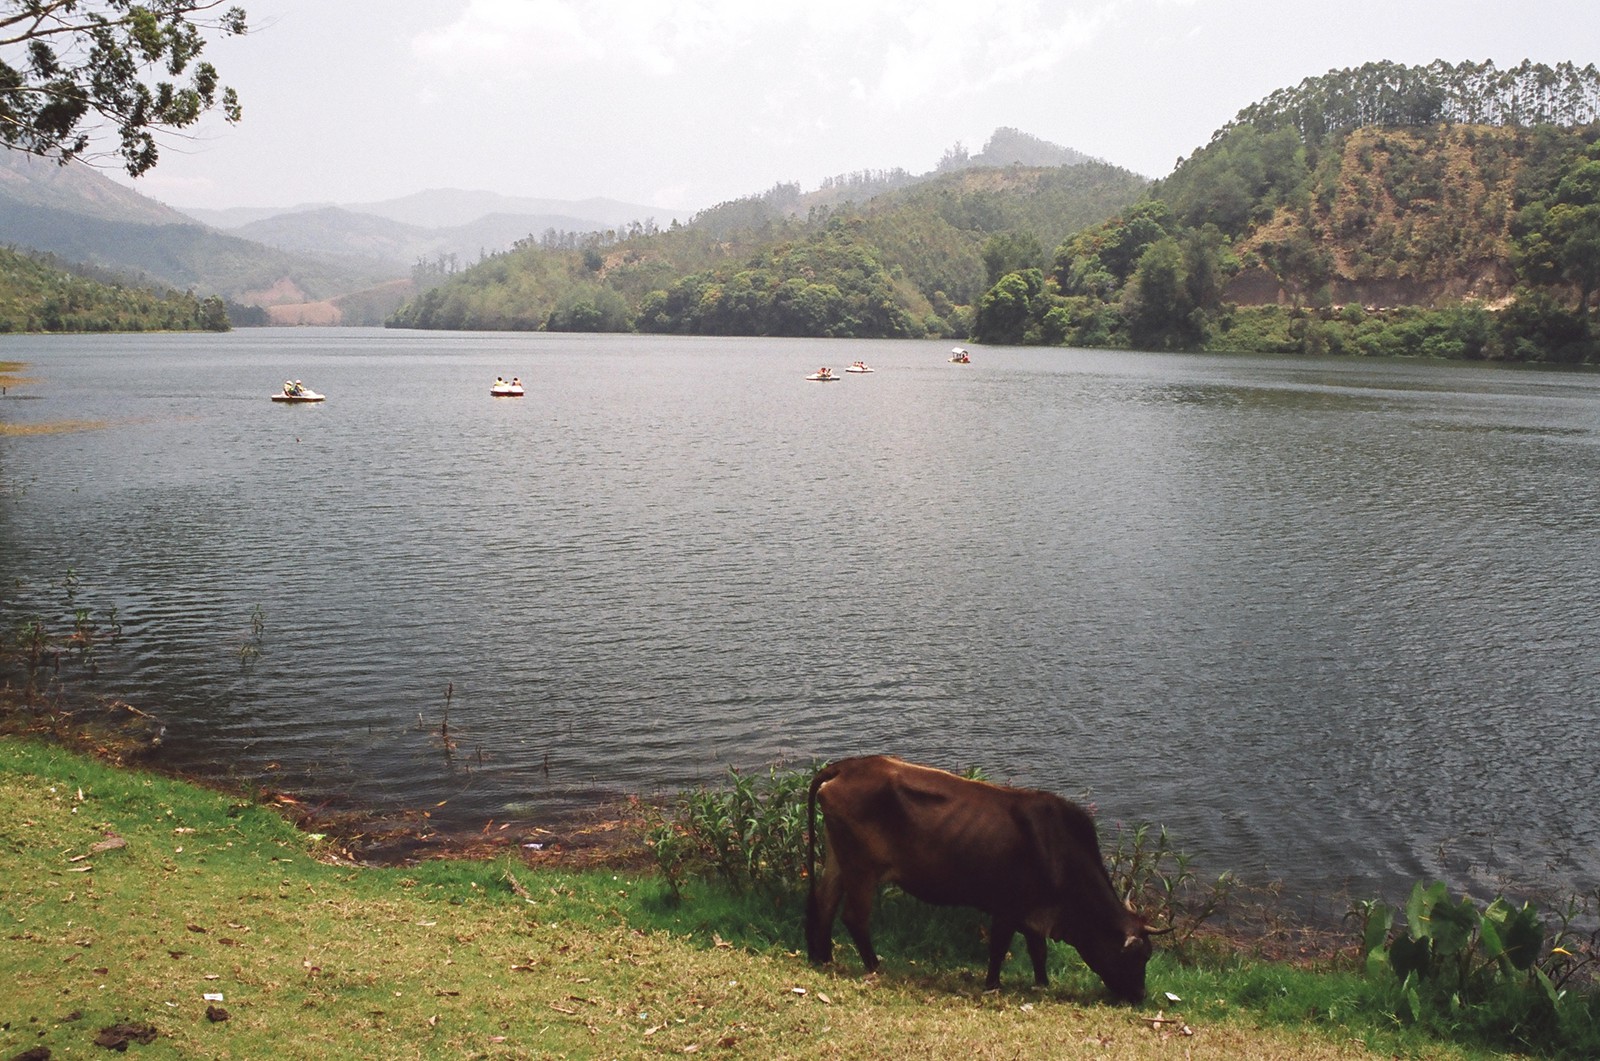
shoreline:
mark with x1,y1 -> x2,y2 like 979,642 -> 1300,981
0,688 -> 1367,972
0,691 -> 658,871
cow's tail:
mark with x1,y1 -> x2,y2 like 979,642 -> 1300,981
804,759 -> 839,963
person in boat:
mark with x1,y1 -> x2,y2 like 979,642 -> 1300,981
494,376 -> 506,387
284,380 -> 295,395
511,377 -> 521,388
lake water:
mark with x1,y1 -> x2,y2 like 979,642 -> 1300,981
2,329 -> 1598,903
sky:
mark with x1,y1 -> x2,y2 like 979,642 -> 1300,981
97,0 -> 1600,215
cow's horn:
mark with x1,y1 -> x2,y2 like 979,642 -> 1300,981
1146,923 -> 1177,937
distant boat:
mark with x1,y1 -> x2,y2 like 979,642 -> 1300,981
806,367 -> 841,381
948,347 -> 971,364
491,376 -> 525,397
844,361 -> 874,373
272,380 -> 324,402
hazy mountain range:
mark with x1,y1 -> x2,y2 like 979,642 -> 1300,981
179,190 -> 690,268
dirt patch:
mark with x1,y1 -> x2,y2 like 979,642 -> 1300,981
93,1022 -> 158,1050
271,789 -> 658,871
265,300 -> 342,326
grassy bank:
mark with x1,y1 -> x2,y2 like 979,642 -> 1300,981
6,738 -> 1581,1060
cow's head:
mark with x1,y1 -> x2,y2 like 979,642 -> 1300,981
1066,915 -> 1152,1003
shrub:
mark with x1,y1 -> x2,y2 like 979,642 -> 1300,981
646,764 -> 817,898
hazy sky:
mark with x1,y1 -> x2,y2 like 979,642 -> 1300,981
102,0 -> 1600,214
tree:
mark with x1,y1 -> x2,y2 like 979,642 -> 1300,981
973,268 -> 1042,345
1,1 -> 246,176
981,231 -> 1043,286
1122,238 -> 1197,350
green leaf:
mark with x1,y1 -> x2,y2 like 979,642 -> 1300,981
1428,894 -> 1478,958
1500,903 -> 1545,971
1478,916 -> 1506,965
1405,880 -> 1446,939
1362,902 -> 1394,957
1534,965 -> 1562,1006
1389,933 -> 1431,981
1397,972 -> 1423,1025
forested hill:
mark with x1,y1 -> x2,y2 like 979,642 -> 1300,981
389,136 -> 1150,338
975,60 -> 1600,363
0,245 -> 233,333
391,62 -> 1600,364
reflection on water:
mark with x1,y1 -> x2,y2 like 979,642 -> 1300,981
2,330 -> 1598,901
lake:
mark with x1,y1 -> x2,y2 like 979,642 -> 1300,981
2,329 -> 1597,903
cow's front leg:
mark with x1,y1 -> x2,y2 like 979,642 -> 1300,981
985,918 -> 1017,989
1023,929 -> 1049,986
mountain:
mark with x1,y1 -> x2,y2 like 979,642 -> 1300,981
0,151 -> 188,225
339,189 -> 685,231
391,149 -> 1152,335
952,126 -> 1102,170
221,205 -> 646,268
179,190 -> 693,269
972,60 -> 1600,363
179,192 -> 680,234
0,152 -> 401,307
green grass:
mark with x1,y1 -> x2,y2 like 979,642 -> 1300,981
3,736 -> 1592,1059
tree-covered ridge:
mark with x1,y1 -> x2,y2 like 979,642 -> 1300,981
0,244 -> 229,331
1218,60 -> 1600,147
971,60 -> 1600,363
389,161 -> 1150,338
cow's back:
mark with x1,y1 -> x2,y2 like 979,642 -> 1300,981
815,756 -> 1061,910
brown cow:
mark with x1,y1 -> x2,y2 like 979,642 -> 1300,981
805,755 -> 1153,1002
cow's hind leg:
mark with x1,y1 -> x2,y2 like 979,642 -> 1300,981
806,861 -> 842,964
840,877 -> 880,974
